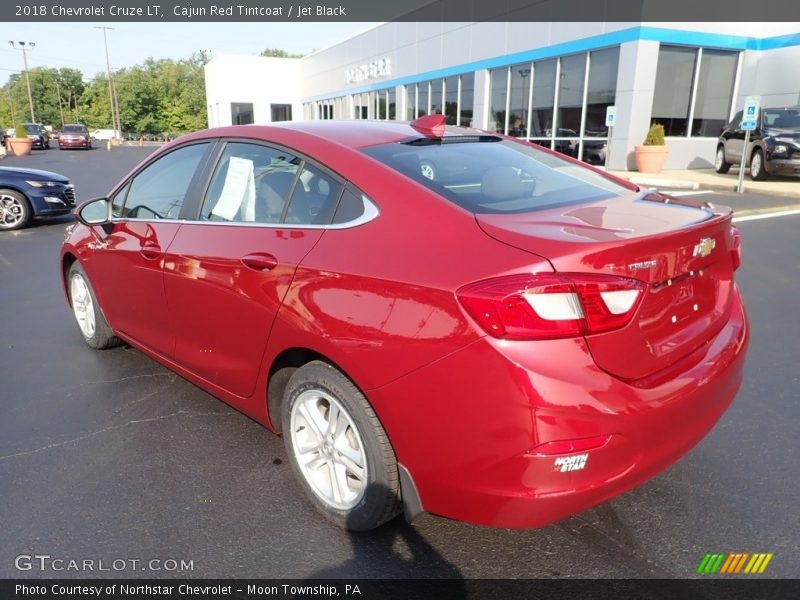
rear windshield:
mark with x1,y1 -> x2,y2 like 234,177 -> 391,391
62,125 -> 86,133
362,138 -> 631,214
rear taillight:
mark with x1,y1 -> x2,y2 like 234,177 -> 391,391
730,224 -> 742,271
456,273 -> 645,340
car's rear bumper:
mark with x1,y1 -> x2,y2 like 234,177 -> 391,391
371,287 -> 748,529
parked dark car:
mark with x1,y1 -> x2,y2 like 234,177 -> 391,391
59,123 -> 92,150
23,123 -> 51,150
0,166 -> 75,230
715,107 -> 800,180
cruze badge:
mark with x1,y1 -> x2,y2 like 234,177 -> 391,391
628,259 -> 657,271
693,238 -> 716,258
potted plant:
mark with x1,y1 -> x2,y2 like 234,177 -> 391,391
634,123 -> 669,173
8,122 -> 33,156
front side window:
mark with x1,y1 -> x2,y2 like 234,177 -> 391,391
201,142 -> 301,224
362,139 -> 630,215
120,143 -> 209,219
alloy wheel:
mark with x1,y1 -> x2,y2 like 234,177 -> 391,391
289,389 -> 368,510
750,152 -> 762,178
0,193 -> 24,228
715,148 -> 724,170
70,273 -> 96,339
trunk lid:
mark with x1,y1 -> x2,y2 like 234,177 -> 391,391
476,193 -> 737,380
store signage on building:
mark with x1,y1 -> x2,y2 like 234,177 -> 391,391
345,58 -> 392,84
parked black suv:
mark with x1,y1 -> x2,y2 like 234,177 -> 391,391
715,107 -> 800,180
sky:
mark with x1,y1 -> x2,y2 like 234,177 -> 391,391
1,22 -> 379,84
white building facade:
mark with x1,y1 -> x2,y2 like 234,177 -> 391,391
205,22 -> 800,170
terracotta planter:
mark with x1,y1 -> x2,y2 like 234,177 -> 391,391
634,145 -> 670,173
8,137 -> 33,157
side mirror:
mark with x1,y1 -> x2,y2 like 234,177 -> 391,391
76,197 -> 111,226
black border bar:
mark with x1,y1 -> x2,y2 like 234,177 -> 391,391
3,0 -> 800,22
3,579 -> 800,600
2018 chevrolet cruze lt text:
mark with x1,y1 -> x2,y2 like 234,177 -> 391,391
61,116 -> 748,531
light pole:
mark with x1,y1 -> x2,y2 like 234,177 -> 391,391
8,41 -> 36,122
94,26 -> 121,136
54,77 -> 65,127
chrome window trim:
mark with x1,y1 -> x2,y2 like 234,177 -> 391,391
109,194 -> 379,230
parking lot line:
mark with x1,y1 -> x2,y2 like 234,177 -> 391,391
733,208 -> 800,223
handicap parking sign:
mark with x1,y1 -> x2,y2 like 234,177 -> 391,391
744,96 -> 760,119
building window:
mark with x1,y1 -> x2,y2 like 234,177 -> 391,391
459,72 -> 474,127
530,59 -> 556,138
652,46 -> 698,137
652,45 -> 738,138
271,104 -> 292,122
584,47 -> 619,138
231,102 -> 254,125
444,76 -> 458,125
388,88 -> 396,120
489,67 -> 508,133
406,85 -> 416,120
431,79 -> 443,115
418,81 -> 429,117
509,63 -> 532,138
555,53 -> 585,146
692,49 -> 738,137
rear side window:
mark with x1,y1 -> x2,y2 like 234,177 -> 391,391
332,188 -> 366,224
362,139 -> 631,214
285,163 -> 343,225
201,142 -> 301,224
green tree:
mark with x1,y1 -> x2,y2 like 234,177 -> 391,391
260,48 -> 304,58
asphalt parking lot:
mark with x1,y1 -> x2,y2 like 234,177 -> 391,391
0,148 -> 798,579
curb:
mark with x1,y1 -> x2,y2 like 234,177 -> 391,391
626,177 -> 699,190
614,175 -> 800,199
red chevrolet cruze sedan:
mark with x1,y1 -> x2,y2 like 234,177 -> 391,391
61,116 -> 748,531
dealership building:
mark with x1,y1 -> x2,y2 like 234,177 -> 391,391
204,22 -> 800,170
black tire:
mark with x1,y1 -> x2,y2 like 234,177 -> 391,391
282,361 -> 401,531
750,148 -> 768,181
67,262 -> 122,349
0,188 -> 32,231
714,145 -> 731,174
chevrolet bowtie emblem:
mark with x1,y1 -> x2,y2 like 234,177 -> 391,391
693,238 -> 716,258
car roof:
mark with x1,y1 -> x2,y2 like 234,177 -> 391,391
178,120 -> 488,150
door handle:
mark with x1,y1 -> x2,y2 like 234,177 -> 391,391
140,243 -> 162,259
241,253 -> 278,272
